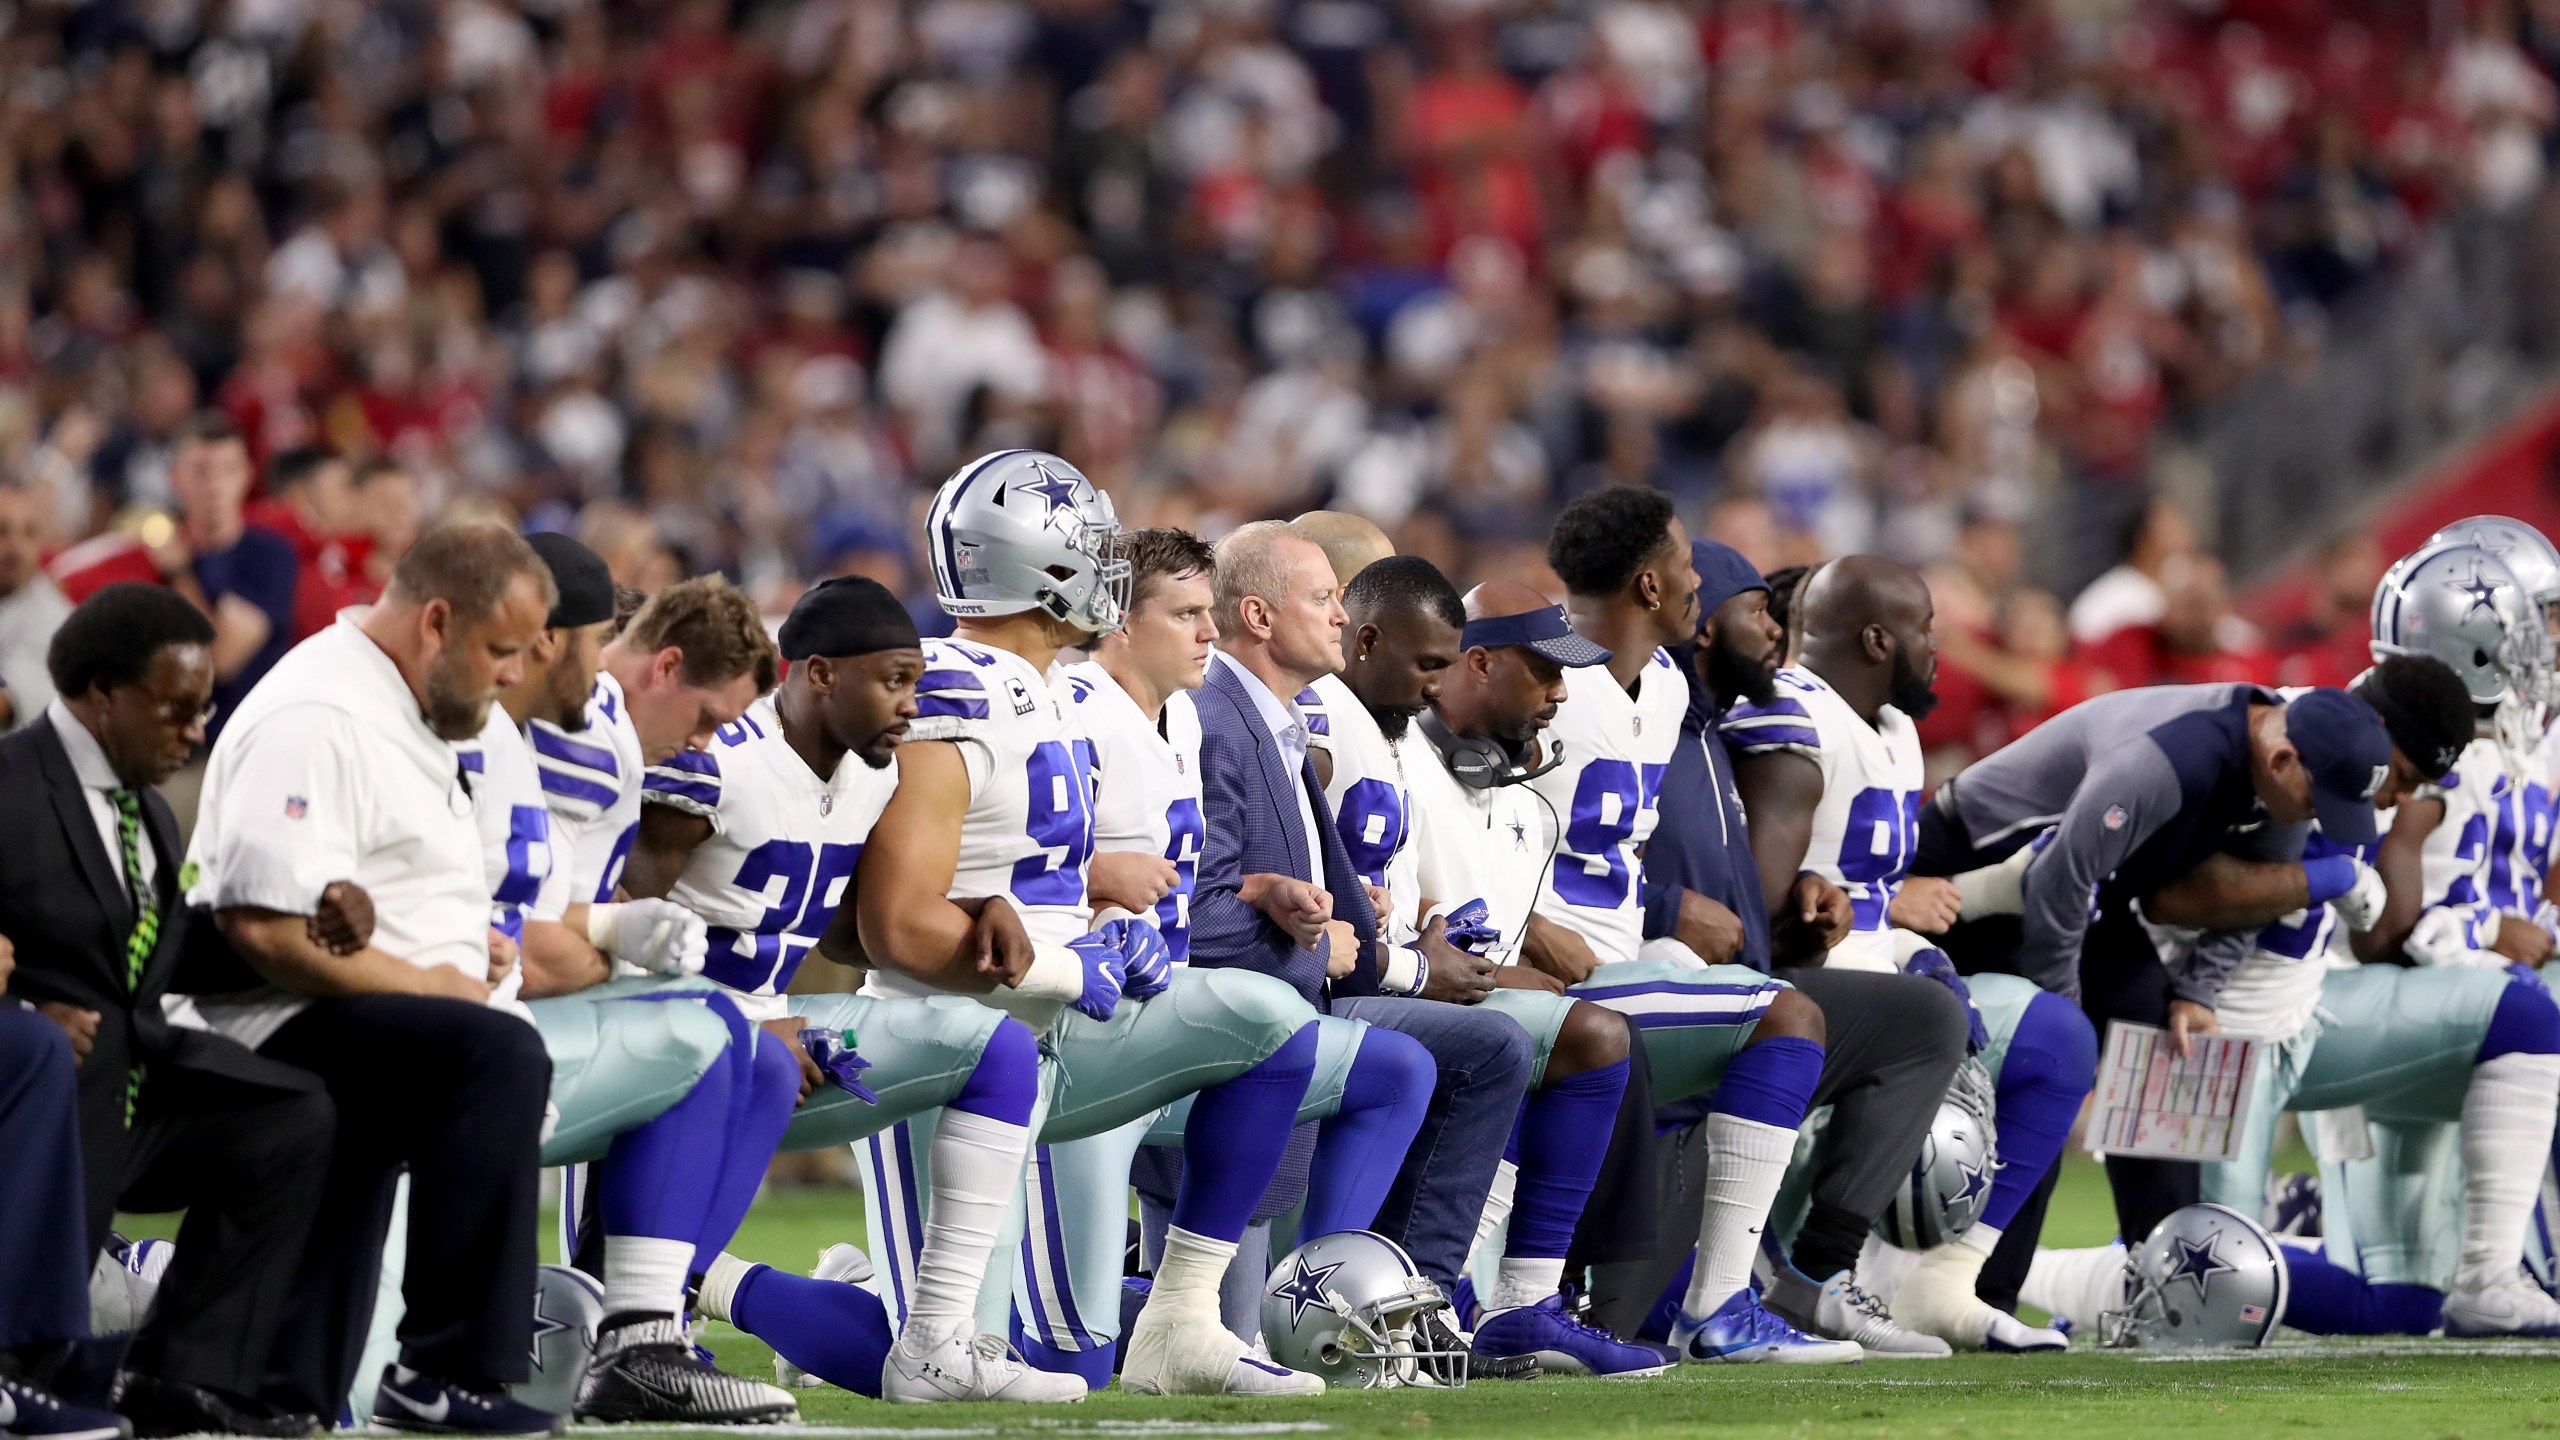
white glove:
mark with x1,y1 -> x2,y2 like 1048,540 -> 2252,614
2403,906 -> 2480,968
1953,835 -> 2044,920
588,899 -> 709,976
2330,859 -> 2389,933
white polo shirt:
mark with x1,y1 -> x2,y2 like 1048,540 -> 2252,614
187,613 -> 497,1049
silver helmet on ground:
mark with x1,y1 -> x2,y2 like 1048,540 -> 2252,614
2099,1202 -> 2288,1350
1874,1056 -> 2000,1251
924,449 -> 1131,633
1261,1230 -> 1467,1389
514,1263 -> 605,1414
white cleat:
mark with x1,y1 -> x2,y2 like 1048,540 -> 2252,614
1892,1244 -> 2064,1353
773,1245 -> 875,1390
1121,1301 -> 1325,1396
1795,1272 -> 1949,1359
881,1330 -> 1087,1404
2443,1276 -> 2560,1338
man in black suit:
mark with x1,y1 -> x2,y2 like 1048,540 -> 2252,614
0,584 -> 335,1438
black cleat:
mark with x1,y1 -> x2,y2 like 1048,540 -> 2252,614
573,1319 -> 796,1425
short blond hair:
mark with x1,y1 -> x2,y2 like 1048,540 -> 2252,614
1211,520 -> 1316,641
620,577 -> 780,692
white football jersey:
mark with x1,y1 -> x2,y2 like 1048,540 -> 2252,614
2488,720 -> 2560,917
2220,826 -> 2368,1044
645,695 -> 898,1020
459,708 -> 557,950
2417,737 -> 2509,952
1408,727 -> 1557,967
1061,660 -> 1205,963
1720,666 -> 1924,972
1528,647 -> 1686,965
531,669 -> 645,906
861,637 -> 1095,1014
1309,673 -> 1424,943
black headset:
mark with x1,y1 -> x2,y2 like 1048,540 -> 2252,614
1416,709 -> 1565,790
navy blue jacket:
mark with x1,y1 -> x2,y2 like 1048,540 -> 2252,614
1639,644 -> 1777,974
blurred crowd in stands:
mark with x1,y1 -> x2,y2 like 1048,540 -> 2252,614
3,0 -> 2559,769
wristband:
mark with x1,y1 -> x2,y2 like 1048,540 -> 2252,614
1380,942 -> 1423,995
1011,942 -> 1087,1002
585,903 -> 621,950
2301,855 -> 2358,906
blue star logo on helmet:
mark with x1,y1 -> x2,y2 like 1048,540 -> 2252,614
1953,1159 -> 1989,1207
1272,1254 -> 1345,1328
2168,1234 -> 2234,1295
1010,458 -> 1084,512
2459,564 -> 2506,619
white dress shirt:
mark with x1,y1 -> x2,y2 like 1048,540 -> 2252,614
47,697 -> 155,899
1212,648 -> 1326,878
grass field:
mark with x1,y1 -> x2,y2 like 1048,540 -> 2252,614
124,1153 -> 2560,1438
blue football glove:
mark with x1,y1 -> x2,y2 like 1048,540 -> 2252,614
1105,917 -> 1173,1000
799,1027 -> 880,1105
1437,899 -> 1502,957
1064,929 -> 1130,1021
1904,946 -> 1989,1053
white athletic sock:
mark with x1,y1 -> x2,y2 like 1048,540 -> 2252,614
1472,1160 -> 1519,1263
904,1108 -> 1033,1343
602,1235 -> 695,1321
1684,1114 -> 1798,1318
1489,1257 -> 1565,1312
1147,1226 -> 1240,1316
2020,1244 -> 2125,1329
2456,1052 -> 2560,1289
695,1251 -> 755,1323
1959,1222 -> 2003,1258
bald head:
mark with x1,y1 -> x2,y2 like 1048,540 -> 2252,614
1464,578 -> 1552,623
1796,554 -> 1939,724
1294,510 -> 1395,590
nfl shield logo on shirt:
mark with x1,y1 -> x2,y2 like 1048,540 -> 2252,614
820,794 -> 834,817
284,795 -> 308,819
2102,804 -> 2127,831
1632,717 -> 1642,737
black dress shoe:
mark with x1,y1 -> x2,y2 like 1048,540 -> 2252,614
117,1375 -> 314,1439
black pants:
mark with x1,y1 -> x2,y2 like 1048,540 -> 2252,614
255,996 -> 550,1413
112,1078 -> 334,1396
1778,966 -> 1970,1265
2078,896 -> 2197,1245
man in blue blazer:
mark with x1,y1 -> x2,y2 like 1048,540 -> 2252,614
1189,520 -> 1539,1375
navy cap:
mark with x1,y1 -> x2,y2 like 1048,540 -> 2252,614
1692,538 -> 1771,629
779,576 -> 922,662
526,531 -> 615,629
1460,604 -> 1612,668
2286,687 -> 2394,844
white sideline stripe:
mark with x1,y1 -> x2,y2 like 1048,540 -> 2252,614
573,1426 -> 1336,1437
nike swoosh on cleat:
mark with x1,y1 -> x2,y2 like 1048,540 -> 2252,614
385,1390 -> 452,1425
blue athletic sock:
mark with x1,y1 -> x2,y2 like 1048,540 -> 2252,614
1170,1022 -> 1318,1241
950,1017 -> 1041,1125
2277,1247 -> 2444,1335
2479,977 -> 2560,1062
692,997 -> 802,1264
732,1264 -> 893,1398
1010,1314 -> 1117,1390
596,1039 -> 732,1243
1507,1058 -> 1629,1259
1982,992 -> 2097,1233
1709,1035 -> 1823,1128
1304,1027 -> 1434,1236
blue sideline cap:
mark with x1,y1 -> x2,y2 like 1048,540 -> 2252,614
2286,687 -> 2394,845
1459,605 -> 1612,669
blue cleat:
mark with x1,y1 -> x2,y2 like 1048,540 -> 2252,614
1470,1296 -> 1667,1379
1670,1290 -> 1864,1365
0,1372 -> 129,1440
371,1366 -> 563,1436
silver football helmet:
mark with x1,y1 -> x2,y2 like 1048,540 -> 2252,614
2099,1203 -> 2288,1350
2373,540 -> 2555,706
1261,1230 -> 1467,1389
1874,1057 -> 2001,1251
2431,515 -> 2560,624
924,449 -> 1131,633
514,1264 -> 604,1414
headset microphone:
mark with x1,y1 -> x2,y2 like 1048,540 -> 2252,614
1418,709 -> 1564,789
